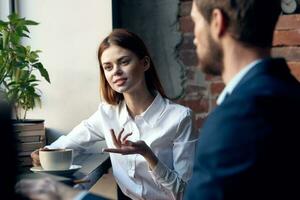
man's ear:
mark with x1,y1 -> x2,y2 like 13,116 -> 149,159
210,8 -> 227,40
143,56 -> 150,71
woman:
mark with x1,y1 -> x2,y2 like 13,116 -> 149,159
31,29 -> 197,200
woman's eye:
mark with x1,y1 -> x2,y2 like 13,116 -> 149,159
103,65 -> 112,71
121,60 -> 129,65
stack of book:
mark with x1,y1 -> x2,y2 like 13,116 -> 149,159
14,122 -> 45,168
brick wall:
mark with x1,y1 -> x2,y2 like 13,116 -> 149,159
272,15 -> 300,80
177,0 -> 300,129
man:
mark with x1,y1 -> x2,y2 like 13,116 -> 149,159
185,0 -> 300,199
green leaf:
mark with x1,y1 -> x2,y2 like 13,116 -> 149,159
0,20 -> 7,26
25,20 -> 39,26
23,26 -> 30,33
29,51 -> 39,62
20,32 -> 30,38
33,62 -> 50,83
8,13 -> 19,22
11,34 -> 20,44
16,46 -> 27,59
2,30 -> 8,49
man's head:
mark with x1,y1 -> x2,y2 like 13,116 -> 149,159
191,0 -> 281,75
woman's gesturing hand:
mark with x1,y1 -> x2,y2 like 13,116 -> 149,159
103,128 -> 158,169
103,128 -> 146,155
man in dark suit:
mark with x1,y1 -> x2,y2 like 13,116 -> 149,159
185,0 -> 300,199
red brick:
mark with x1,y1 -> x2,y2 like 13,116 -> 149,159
195,115 -> 207,129
288,62 -> 300,81
179,49 -> 198,66
180,1 -> 192,17
210,82 -> 225,96
210,98 -> 218,110
177,99 -> 209,113
179,16 -> 194,33
186,69 -> 195,80
273,30 -> 300,46
185,85 -> 207,99
276,15 -> 300,30
205,74 -> 222,82
271,47 -> 300,62
186,85 -> 206,94
179,33 -> 195,51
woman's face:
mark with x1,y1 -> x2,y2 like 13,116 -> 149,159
101,45 -> 149,94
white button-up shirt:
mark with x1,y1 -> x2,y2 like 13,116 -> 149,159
49,93 -> 198,200
217,59 -> 263,105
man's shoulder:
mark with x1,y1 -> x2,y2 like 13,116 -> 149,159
200,75 -> 300,150
234,58 -> 300,97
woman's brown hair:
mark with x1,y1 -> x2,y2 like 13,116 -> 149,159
98,29 -> 166,105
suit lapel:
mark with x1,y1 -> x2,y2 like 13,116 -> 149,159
230,58 -> 290,96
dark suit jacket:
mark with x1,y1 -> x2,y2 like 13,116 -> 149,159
184,58 -> 300,200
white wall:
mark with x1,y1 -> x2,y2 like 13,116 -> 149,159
0,0 -> 11,20
18,0 -> 112,134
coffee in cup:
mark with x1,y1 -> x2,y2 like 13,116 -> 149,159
39,148 -> 73,170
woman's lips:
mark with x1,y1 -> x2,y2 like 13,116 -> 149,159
114,78 -> 127,86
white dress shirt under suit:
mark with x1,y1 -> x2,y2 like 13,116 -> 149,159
217,59 -> 262,105
49,93 -> 198,200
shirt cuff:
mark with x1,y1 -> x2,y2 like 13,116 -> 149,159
73,191 -> 89,200
149,160 -> 168,180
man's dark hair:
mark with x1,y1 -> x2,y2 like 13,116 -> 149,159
194,0 -> 281,48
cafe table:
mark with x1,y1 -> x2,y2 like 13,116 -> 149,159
18,152 -> 111,190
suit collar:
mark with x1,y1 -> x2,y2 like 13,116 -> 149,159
230,58 -> 290,95
217,59 -> 262,105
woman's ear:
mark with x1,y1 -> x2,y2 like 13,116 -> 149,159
143,56 -> 150,71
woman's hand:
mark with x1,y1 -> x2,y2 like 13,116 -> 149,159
31,147 -> 48,167
103,128 -> 158,170
103,128 -> 144,155
31,149 -> 41,167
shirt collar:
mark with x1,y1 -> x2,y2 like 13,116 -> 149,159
217,59 -> 263,105
118,92 -> 166,127
140,92 -> 165,127
119,101 -> 131,126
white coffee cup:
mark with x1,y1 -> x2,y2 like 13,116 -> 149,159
39,148 -> 73,170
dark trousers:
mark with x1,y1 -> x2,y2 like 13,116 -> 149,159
117,186 -> 132,200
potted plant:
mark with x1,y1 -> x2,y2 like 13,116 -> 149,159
0,13 -> 50,120
0,13 -> 50,168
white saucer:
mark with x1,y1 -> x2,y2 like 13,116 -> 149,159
30,165 -> 82,177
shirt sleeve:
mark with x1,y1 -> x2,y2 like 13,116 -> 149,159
149,109 -> 198,200
47,106 -> 106,154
